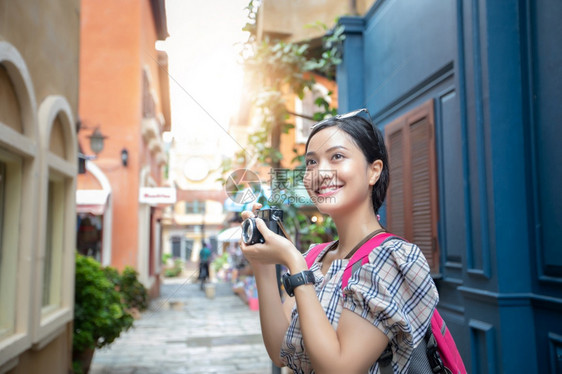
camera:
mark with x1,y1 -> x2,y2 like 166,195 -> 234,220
242,207 -> 286,245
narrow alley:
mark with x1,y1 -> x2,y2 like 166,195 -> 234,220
90,274 -> 272,374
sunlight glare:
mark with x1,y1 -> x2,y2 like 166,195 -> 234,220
161,0 -> 250,159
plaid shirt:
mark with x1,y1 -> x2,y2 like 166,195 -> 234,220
280,239 -> 439,373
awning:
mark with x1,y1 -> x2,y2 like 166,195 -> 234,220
216,226 -> 242,243
76,189 -> 110,215
76,204 -> 106,215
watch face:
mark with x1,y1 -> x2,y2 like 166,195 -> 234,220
282,273 -> 294,296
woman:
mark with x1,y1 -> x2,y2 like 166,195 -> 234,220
240,109 -> 439,373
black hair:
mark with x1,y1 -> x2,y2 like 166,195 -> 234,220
305,115 -> 390,215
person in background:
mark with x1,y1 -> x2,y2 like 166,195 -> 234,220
198,241 -> 212,290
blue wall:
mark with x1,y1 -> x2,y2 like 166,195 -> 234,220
337,0 -> 562,372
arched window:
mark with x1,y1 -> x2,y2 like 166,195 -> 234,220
0,41 -> 39,360
36,95 -> 77,341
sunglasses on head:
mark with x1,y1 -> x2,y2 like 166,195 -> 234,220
311,108 -> 373,130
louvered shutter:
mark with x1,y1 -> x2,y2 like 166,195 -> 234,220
384,100 -> 439,274
387,129 -> 406,236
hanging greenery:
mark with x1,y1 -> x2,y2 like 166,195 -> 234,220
220,1 -> 345,247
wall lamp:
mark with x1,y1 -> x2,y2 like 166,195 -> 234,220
88,126 -> 107,156
121,148 -> 129,167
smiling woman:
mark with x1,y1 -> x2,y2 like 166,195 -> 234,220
239,110 -> 439,374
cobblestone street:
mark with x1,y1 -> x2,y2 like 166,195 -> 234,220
90,276 -> 273,374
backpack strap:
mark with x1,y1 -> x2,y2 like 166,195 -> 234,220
425,323 -> 450,374
305,242 -> 334,269
378,322 -> 450,374
430,309 -> 465,374
342,232 -> 398,288
378,346 -> 394,374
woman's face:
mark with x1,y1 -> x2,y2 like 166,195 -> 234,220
303,126 -> 378,216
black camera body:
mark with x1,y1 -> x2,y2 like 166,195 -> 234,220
242,207 -> 285,245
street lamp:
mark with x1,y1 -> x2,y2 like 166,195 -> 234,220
88,127 -> 107,156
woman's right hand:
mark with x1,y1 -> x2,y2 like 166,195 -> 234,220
240,203 -> 307,273
240,202 -> 262,222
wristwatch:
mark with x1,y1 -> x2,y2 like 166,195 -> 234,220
282,270 -> 315,297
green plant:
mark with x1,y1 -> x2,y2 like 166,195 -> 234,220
100,265 -> 148,311
102,265 -> 121,286
163,258 -> 183,277
72,361 -> 82,374
73,253 -> 134,371
120,266 -> 148,311
162,252 -> 172,264
212,252 -> 229,272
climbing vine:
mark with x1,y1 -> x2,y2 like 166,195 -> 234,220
222,0 -> 345,245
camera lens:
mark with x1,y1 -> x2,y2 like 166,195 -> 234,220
241,217 -> 264,245
242,218 -> 252,244
243,220 -> 252,242
241,218 -> 256,244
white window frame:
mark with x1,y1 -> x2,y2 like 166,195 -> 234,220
0,41 -> 40,368
0,152 -> 22,340
294,83 -> 331,144
33,95 -> 77,349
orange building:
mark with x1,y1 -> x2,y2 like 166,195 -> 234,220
77,0 -> 171,297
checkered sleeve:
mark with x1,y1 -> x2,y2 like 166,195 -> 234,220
342,239 -> 439,372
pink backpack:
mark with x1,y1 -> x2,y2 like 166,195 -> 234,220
305,233 -> 466,374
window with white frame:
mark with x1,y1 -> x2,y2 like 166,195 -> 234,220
0,152 -> 22,340
32,95 -> 77,346
294,84 -> 330,144
0,43 -> 78,366
42,177 -> 64,313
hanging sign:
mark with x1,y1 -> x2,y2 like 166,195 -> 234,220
139,187 -> 177,204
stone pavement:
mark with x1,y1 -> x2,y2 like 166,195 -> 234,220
90,274 -> 276,374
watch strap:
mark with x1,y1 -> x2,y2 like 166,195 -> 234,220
283,270 -> 315,297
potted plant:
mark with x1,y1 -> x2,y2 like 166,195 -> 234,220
72,253 -> 134,374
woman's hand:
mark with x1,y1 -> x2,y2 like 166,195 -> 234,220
240,202 -> 262,222
240,204 -> 306,272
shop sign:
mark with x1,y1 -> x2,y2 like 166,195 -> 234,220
139,187 -> 176,204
